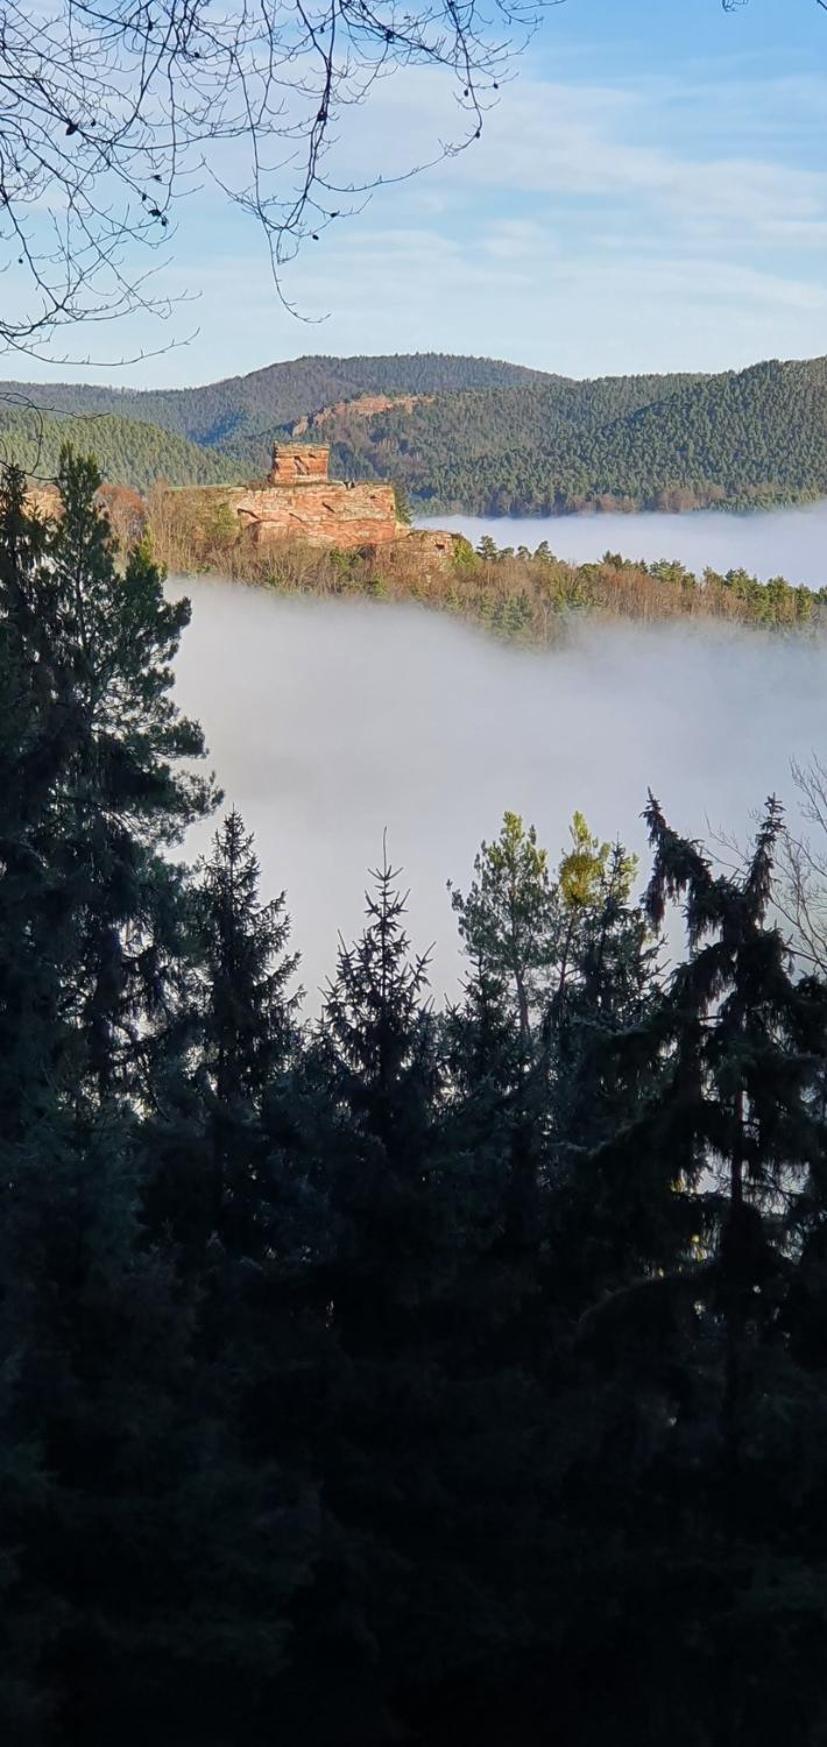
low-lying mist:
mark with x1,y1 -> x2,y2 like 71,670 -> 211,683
423,502 -> 827,588
168,577 -> 827,1001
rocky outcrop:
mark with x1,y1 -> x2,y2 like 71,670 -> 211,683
25,443 -> 459,564
380,528 -> 469,570
291,394 -> 431,437
160,442 -> 402,551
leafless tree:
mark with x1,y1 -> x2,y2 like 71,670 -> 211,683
712,760 -> 827,977
0,0 -> 552,360
723,0 -> 827,10
775,756 -> 827,976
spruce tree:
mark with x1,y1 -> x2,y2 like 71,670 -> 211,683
199,809 -> 299,1106
318,847 -> 439,1340
149,808 -> 302,1261
640,794 -> 827,1423
557,797 -> 827,1747
0,458 -> 311,1743
273,856 -> 452,1745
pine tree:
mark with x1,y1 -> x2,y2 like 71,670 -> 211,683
0,459 -> 312,1741
640,794 -> 827,1426
449,810 -> 554,1047
552,831 -> 656,1151
164,807 -> 303,1260
0,450 -> 217,1119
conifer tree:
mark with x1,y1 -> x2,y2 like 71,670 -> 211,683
200,809 -> 299,1103
640,794 -> 827,1419
0,450 -> 217,1118
193,808 -> 301,1256
269,857 -> 446,1745
552,831 -> 656,1159
450,810 -> 649,1259
318,848 -> 439,1332
563,798 -> 827,1747
449,811 -> 560,1253
450,810 -> 554,1046
0,459 -> 311,1742
323,850 -> 434,1149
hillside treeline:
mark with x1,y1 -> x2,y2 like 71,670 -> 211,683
5,454 -> 827,1746
0,353 -> 544,452
151,495 -> 824,635
324,357 -> 827,514
9,352 -> 827,515
0,406 -> 243,491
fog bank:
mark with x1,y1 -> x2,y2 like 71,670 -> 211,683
169,578 -> 827,1002
420,503 -> 827,589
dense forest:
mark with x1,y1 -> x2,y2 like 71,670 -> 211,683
0,406 -> 245,491
0,353 -> 545,452
6,352 -> 827,515
5,450 -> 827,1746
321,357 -> 827,513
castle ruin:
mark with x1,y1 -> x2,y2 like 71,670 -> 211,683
211,441 -> 402,549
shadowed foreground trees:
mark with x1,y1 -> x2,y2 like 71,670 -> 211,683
3,457 -> 827,1744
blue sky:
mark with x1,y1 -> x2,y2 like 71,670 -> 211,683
18,0 -> 827,386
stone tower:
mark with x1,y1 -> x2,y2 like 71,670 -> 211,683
267,442 -> 330,484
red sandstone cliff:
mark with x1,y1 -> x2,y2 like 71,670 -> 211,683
25,441 -> 461,567
161,442 -> 402,552
291,393 -> 431,438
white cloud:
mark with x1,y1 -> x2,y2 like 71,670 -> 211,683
482,219 -> 554,259
14,54 -> 827,384
324,67 -> 827,249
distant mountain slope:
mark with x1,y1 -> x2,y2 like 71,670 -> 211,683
312,356 -> 827,513
312,371 -> 707,501
553,359 -> 827,510
0,408 -> 245,492
3,352 -> 827,513
0,354 -> 548,451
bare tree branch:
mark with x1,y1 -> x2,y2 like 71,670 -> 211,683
0,0 -> 557,356
775,756 -> 827,976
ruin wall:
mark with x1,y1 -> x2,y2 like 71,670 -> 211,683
267,444 -> 330,483
162,475 -> 401,551
236,477 -> 400,548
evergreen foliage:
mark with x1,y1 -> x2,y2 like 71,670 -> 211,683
0,353 -> 546,456
0,406 -> 244,491
319,355 -> 827,514
12,351 -> 827,513
4,454 -> 827,1744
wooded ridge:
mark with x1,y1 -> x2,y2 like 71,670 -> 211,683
6,352 -> 827,514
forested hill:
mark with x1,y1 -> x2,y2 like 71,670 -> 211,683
0,406 -> 245,491
5,351 -> 827,511
317,356 -> 827,513
0,353 -> 547,450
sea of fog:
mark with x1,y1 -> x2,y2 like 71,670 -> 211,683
419,502 -> 827,589
168,577 -> 827,1005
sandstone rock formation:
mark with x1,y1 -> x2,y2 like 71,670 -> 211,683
291,393 -> 430,437
162,442 -> 403,551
